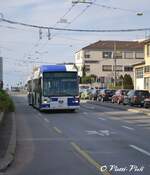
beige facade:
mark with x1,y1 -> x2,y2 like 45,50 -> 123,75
75,40 -> 144,87
134,39 -> 150,91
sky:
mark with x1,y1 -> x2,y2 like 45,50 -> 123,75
0,0 -> 150,87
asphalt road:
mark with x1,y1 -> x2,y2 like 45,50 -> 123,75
4,95 -> 150,175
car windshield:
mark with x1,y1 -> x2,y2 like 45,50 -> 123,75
135,91 -> 149,97
105,90 -> 115,94
122,90 -> 129,95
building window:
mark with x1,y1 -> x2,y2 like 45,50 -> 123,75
115,51 -> 122,59
102,65 -> 112,71
147,44 -> 150,57
124,66 -> 133,72
135,52 -> 144,59
124,52 -> 133,59
144,77 -> 150,90
84,54 -> 90,58
103,52 -> 112,59
144,65 -> 150,73
84,60 -> 99,64
135,67 -> 143,78
85,65 -> 90,72
113,65 -> 123,71
84,51 -> 90,58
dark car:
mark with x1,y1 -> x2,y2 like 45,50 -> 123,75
144,95 -> 150,108
112,89 -> 130,104
123,90 -> 150,107
97,89 -> 116,102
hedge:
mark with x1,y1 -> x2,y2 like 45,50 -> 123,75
0,90 -> 15,112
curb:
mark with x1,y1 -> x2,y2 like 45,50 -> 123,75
128,108 -> 150,116
0,112 -> 16,171
0,112 -> 4,125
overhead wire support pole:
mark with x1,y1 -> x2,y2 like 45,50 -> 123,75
113,42 -> 117,88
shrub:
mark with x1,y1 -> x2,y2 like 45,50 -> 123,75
0,90 -> 15,112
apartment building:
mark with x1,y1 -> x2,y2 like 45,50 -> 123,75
134,39 -> 150,91
75,40 -> 144,86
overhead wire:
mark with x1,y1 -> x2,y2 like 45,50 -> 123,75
93,2 -> 142,14
1,17 -> 149,33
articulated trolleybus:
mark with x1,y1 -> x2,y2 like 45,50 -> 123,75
27,65 -> 80,111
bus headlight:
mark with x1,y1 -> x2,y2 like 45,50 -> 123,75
43,99 -> 48,104
75,96 -> 80,103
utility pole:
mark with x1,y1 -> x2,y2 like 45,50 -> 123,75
113,41 -> 117,87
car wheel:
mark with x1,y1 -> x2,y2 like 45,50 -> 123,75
144,103 -> 148,108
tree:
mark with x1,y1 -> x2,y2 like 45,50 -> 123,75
80,74 -> 97,84
117,75 -> 124,87
81,76 -> 91,84
123,74 -> 134,89
82,65 -> 86,77
90,74 -> 97,83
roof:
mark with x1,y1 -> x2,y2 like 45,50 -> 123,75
40,65 -> 66,72
141,38 -> 150,44
132,61 -> 145,67
40,65 -> 77,73
81,40 -> 144,51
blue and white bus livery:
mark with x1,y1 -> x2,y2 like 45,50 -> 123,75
27,64 -> 80,111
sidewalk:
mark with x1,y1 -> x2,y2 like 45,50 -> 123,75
0,113 -> 12,159
0,112 -> 16,171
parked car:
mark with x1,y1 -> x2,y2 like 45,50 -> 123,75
144,95 -> 150,108
123,90 -> 150,107
89,89 -> 101,100
112,89 -> 130,104
80,89 -> 91,99
97,89 -> 116,102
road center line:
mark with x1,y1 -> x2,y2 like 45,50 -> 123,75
130,145 -> 150,157
38,113 -> 42,117
44,118 -> 50,123
53,127 -> 62,134
83,112 -> 88,115
98,117 -> 106,121
122,125 -> 135,130
71,142 -> 111,175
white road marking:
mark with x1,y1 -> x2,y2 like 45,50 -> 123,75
85,130 -> 104,136
85,130 -> 115,137
122,125 -> 135,131
83,105 -> 95,110
130,145 -> 150,157
38,113 -> 42,117
98,117 -> 106,121
44,118 -> 50,123
83,112 -> 88,115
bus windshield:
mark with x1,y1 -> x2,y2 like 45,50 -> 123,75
43,72 -> 78,97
